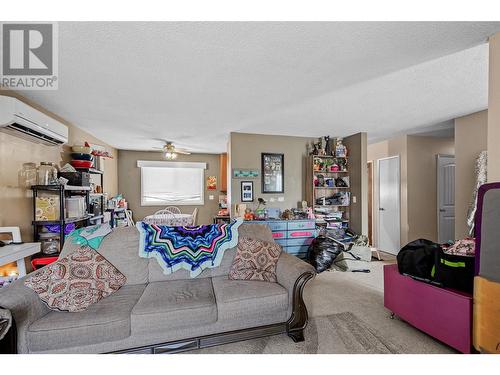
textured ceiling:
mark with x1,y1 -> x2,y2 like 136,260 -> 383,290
20,22 -> 500,152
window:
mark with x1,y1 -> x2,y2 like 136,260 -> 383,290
137,160 -> 206,206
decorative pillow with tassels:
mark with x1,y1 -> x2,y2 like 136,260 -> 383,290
137,219 -> 242,278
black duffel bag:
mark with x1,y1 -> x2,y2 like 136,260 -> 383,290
307,236 -> 342,273
397,239 -> 440,281
433,248 -> 475,293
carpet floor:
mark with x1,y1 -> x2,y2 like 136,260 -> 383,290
191,254 -> 456,354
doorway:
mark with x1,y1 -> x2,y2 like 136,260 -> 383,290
367,161 -> 373,246
378,156 -> 400,255
437,154 -> 455,243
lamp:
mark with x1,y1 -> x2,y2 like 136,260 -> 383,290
165,151 -> 177,160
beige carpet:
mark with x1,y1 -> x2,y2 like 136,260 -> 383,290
191,254 -> 456,354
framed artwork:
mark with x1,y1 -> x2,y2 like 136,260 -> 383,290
207,176 -> 217,190
261,153 -> 284,193
240,181 -> 254,202
233,169 -> 259,178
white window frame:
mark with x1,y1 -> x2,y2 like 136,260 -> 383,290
137,160 -> 207,206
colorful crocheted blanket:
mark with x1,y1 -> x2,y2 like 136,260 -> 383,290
137,219 -> 242,277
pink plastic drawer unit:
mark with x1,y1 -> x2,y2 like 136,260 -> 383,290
384,264 -> 472,353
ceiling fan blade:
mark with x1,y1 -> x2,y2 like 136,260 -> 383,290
152,146 -> 164,150
175,150 -> 191,155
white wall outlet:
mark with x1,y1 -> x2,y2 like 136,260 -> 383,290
269,197 -> 276,202
277,197 -> 285,202
209,195 -> 214,200
352,196 -> 357,203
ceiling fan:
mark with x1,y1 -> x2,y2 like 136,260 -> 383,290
153,141 -> 191,160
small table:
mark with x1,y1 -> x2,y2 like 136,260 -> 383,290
0,243 -> 41,277
142,213 -> 194,226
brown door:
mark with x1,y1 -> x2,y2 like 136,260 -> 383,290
220,153 -> 228,192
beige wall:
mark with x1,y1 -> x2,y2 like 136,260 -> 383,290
117,150 -> 221,225
229,132 -> 314,215
454,110 -> 488,238
407,136 -> 455,242
344,132 -> 368,235
488,33 -> 500,182
0,91 -> 118,241
367,136 -> 408,248
368,135 -> 455,248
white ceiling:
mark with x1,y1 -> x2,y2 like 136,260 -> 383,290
20,22 -> 500,153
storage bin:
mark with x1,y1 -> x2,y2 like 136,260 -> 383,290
58,171 -> 90,186
65,197 -> 86,218
39,232 -> 60,255
35,196 -> 60,221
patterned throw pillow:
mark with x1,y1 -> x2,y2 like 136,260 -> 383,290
24,246 -> 126,312
228,237 -> 282,282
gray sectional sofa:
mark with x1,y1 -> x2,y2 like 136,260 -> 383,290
0,224 -> 315,354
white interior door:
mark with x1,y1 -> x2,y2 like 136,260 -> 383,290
437,155 -> 455,243
378,156 -> 400,255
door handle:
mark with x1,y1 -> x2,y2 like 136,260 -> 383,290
439,209 -> 445,212
379,208 -> 385,211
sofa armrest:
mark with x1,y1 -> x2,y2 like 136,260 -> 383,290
276,252 -> 315,293
276,252 -> 315,342
0,276 -> 50,353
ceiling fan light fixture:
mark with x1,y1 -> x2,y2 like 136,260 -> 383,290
165,151 -> 177,160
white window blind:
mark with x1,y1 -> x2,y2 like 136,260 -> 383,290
137,161 -> 207,206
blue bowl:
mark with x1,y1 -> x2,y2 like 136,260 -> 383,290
71,153 -> 93,161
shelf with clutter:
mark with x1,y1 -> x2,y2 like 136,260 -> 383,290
20,143 -> 130,263
306,136 -> 351,230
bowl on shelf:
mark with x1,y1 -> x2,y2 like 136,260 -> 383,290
70,152 -> 93,161
70,160 -> 93,169
71,146 -> 92,154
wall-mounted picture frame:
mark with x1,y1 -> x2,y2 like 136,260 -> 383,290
240,181 -> 254,202
233,169 -> 259,178
261,153 -> 284,193
206,176 -> 217,190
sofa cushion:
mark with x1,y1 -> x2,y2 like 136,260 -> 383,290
229,237 -> 282,282
131,278 -> 217,335
27,284 -> 145,352
211,276 -> 289,322
24,246 -> 126,312
61,227 -> 149,286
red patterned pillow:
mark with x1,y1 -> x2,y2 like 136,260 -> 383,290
24,246 -> 126,312
228,237 -> 282,282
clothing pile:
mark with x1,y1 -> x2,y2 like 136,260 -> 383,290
315,192 -> 350,206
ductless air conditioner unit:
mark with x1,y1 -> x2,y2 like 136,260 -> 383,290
0,96 -> 69,146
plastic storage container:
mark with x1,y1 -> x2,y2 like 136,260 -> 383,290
65,197 -> 86,218
37,162 -> 58,185
18,162 -> 37,188
39,232 -> 60,255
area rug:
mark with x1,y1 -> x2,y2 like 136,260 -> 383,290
190,312 -> 405,354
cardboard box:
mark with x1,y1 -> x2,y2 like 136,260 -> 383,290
473,276 -> 500,353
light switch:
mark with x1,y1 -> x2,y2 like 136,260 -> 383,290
209,195 -> 214,200
352,196 -> 357,203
